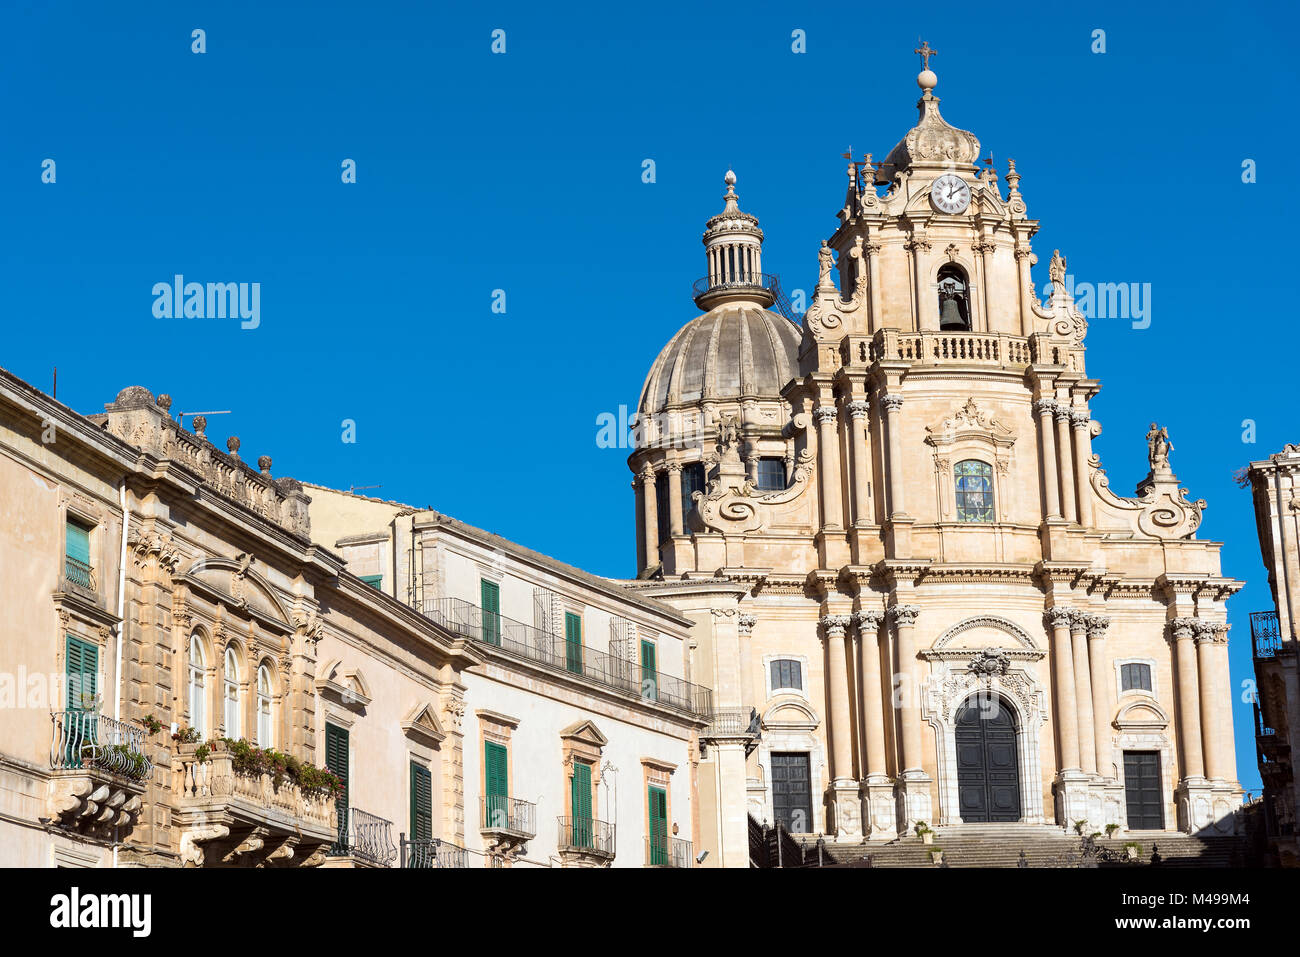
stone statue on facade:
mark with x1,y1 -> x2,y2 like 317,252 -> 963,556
818,241 -> 835,289
1146,422 -> 1173,472
1049,249 -> 1066,285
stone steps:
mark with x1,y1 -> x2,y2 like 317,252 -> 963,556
799,828 -> 1248,868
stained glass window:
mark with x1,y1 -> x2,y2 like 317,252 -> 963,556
954,460 -> 994,522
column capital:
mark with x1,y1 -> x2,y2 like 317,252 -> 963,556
853,609 -> 885,631
1085,614 -> 1110,639
1193,620 -> 1229,644
1033,398 -> 1059,418
846,399 -> 871,420
1044,606 -> 1075,630
638,463 -> 657,484
666,462 -> 683,474
881,394 -> 904,414
813,406 -> 838,425
737,614 -> 757,636
888,604 -> 920,627
1069,409 -> 1091,429
1067,608 -> 1090,634
1168,617 -> 1198,641
821,614 -> 852,638
1052,403 -> 1072,423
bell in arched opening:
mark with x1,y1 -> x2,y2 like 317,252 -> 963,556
937,264 -> 971,331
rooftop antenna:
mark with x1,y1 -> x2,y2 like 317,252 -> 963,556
177,409 -> 232,424
349,484 -> 382,494
52,367 -> 57,400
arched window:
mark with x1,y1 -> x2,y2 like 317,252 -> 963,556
937,264 -> 971,331
189,638 -> 206,737
224,647 -> 241,739
954,460 -> 994,522
256,664 -> 274,747
679,462 -> 706,530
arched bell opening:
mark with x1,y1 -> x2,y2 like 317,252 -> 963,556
937,264 -> 972,331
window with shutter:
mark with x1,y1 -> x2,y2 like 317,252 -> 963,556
480,579 -> 501,646
64,521 -> 93,589
640,639 -> 658,702
484,741 -> 509,829
564,612 -> 584,675
410,761 -> 433,841
325,723 -> 349,851
571,761 -> 593,848
648,785 -> 668,865
64,635 -> 99,767
359,574 -> 382,590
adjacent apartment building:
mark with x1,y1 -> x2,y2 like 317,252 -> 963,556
0,369 -> 707,868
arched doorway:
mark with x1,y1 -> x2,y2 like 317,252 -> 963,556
955,695 -> 1022,823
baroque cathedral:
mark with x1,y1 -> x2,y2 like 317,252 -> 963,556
623,51 -> 1242,864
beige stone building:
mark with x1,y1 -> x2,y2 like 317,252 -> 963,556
0,369 -> 704,868
624,58 -> 1244,864
1246,444 -> 1300,863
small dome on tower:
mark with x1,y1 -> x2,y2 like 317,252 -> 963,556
876,46 -> 980,183
695,171 -> 776,311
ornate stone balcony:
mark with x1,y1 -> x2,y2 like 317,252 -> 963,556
480,795 -> 536,862
557,816 -> 616,866
866,328 -> 1033,369
172,740 -> 337,867
46,710 -> 151,836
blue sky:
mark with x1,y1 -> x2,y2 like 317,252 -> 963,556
2,0 -> 1293,790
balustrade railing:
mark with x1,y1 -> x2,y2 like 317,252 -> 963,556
63,556 -> 95,591
421,597 -> 713,717
400,835 -> 470,868
1252,610 -> 1283,658
50,710 -> 152,781
701,708 -> 759,738
557,816 -> 616,857
868,330 -> 1032,369
481,795 -> 537,838
173,744 -> 336,832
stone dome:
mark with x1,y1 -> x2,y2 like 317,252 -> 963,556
638,302 -> 801,415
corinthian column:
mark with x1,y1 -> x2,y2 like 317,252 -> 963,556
853,610 -> 887,778
1055,404 -> 1078,523
1194,621 -> 1230,781
889,604 -> 923,773
1069,610 -> 1096,774
814,406 -> 844,530
666,463 -> 684,537
1035,400 -> 1062,521
882,395 -> 906,518
1070,410 -> 1095,527
640,465 -> 659,570
822,615 -> 856,784
846,400 -> 874,526
1046,607 -> 1080,771
1170,617 -> 1205,780
1085,614 -> 1113,777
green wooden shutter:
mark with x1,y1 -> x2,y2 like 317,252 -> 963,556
480,579 -> 501,645
65,522 -> 90,565
359,574 -> 382,590
648,785 -> 668,865
640,639 -> 658,702
484,740 -> 508,829
325,724 -> 349,851
571,761 -> 593,848
65,635 -> 98,711
410,761 -> 433,842
564,611 -> 583,674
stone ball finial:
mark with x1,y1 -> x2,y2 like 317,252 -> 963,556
226,436 -> 241,457
724,169 -> 736,187
156,393 -> 172,411
917,68 -> 937,92
258,455 -> 272,475
113,385 -> 155,407
192,415 -> 207,436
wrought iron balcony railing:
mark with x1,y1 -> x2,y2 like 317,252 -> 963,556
1251,610 -> 1283,658
557,816 -> 616,858
329,807 -> 398,866
692,271 -> 779,299
400,835 -> 469,868
421,597 -> 713,718
50,710 -> 152,781
481,795 -> 537,839
645,835 -> 693,867
701,707 -> 759,738
64,555 -> 95,591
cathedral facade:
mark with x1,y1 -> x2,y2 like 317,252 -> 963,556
625,57 -> 1243,864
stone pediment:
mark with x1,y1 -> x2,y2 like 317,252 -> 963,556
1114,698 -> 1169,731
315,660 -> 372,710
402,703 -> 446,745
761,699 -> 819,731
922,616 -> 1044,661
559,719 -> 608,749
183,554 -> 290,625
925,399 -> 1017,449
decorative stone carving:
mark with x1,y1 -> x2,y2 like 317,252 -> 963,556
968,648 -> 1010,677
821,614 -> 852,638
888,604 -> 920,627
737,614 -> 757,636
846,400 -> 870,420
881,395 -> 904,414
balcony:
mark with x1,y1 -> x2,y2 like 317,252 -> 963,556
421,597 -> 713,718
400,836 -> 470,868
481,795 -> 536,840
327,807 -> 398,867
646,836 -> 693,868
1252,610 -> 1283,659
867,328 -> 1033,370
172,740 -> 338,867
46,710 -> 151,836
557,816 -> 616,865
63,555 -> 95,591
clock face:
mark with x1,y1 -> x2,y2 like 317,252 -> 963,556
930,173 -> 971,214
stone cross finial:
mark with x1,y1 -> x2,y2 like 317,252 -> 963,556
914,40 -> 936,70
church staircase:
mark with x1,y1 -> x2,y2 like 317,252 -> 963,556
793,824 -> 1250,868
